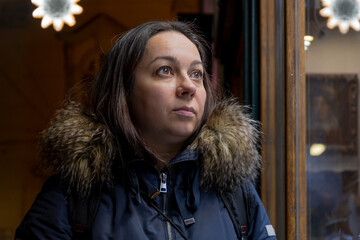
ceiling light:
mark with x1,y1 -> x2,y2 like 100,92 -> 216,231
31,0 -> 83,32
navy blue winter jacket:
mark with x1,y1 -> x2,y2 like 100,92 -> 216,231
16,100 -> 277,239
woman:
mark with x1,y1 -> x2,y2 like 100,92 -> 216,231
16,21 -> 276,239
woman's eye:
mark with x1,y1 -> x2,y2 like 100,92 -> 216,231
157,66 -> 172,75
190,70 -> 203,80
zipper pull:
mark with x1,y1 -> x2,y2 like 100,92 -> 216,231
159,173 -> 167,193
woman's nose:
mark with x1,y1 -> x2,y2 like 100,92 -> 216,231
176,75 -> 197,98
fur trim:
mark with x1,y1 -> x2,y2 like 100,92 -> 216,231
39,101 -> 114,196
39,99 -> 261,195
189,99 -> 261,193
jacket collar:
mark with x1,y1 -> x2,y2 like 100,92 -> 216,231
39,98 -> 261,196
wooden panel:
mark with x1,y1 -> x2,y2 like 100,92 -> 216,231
260,0 -> 307,238
260,0 -> 277,227
285,0 -> 307,239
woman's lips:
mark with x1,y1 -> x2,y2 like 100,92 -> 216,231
173,106 -> 196,117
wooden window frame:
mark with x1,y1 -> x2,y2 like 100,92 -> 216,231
260,0 -> 306,239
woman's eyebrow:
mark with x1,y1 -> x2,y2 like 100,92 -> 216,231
189,60 -> 203,68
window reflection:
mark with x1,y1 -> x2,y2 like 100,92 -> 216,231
306,0 -> 360,239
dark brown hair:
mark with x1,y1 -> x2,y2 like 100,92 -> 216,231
89,21 -> 216,163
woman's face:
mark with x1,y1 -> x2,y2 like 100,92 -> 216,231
129,31 -> 207,150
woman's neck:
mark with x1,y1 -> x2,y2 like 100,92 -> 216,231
144,142 -> 182,169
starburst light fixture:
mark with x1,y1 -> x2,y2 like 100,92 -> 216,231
31,0 -> 83,32
320,0 -> 360,34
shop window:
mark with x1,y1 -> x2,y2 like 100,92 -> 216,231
306,0 -> 360,239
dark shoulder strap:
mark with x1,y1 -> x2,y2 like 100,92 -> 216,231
220,182 -> 250,240
68,186 -> 101,240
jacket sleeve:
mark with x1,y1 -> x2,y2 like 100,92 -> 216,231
247,182 -> 277,240
15,176 -> 72,240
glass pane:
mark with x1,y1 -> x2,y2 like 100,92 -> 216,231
306,0 -> 360,239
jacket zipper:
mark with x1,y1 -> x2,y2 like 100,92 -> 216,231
160,173 -> 172,240
160,173 -> 167,193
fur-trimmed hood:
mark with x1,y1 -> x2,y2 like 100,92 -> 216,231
39,99 -> 261,195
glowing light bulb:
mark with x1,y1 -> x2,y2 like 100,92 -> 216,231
304,35 -> 314,50
310,143 -> 327,156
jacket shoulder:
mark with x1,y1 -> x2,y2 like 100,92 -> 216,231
243,181 -> 277,239
15,176 -> 72,240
